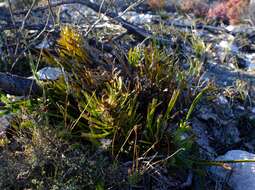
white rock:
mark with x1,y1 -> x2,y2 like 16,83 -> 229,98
0,2 -> 8,8
218,39 -> 238,54
210,150 -> 255,190
121,11 -> 157,25
215,95 -> 228,105
29,67 -> 63,81
219,41 -> 230,50
226,25 -> 235,32
37,67 -> 63,81
245,53 -> 255,71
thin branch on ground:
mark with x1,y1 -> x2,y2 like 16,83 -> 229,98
0,72 -> 41,96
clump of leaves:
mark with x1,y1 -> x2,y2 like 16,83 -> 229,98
79,76 -> 141,144
57,25 -> 91,64
42,26 -> 210,172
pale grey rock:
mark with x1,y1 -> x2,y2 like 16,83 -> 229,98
215,95 -> 228,105
210,150 -> 255,190
120,11 -> 159,25
245,53 -> 255,71
37,67 -> 63,81
0,2 -> 8,8
28,67 -> 63,81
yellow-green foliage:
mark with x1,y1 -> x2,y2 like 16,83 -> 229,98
128,47 -> 141,67
128,42 -> 180,92
57,25 -> 91,64
43,26 -> 208,162
80,77 -> 141,142
188,34 -> 210,77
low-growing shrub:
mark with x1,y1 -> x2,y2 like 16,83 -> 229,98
208,0 -> 250,24
178,0 -> 250,25
179,0 -> 209,17
41,25 -> 211,170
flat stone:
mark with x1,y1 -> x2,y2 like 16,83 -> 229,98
28,67 -> 63,81
210,150 -> 255,190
